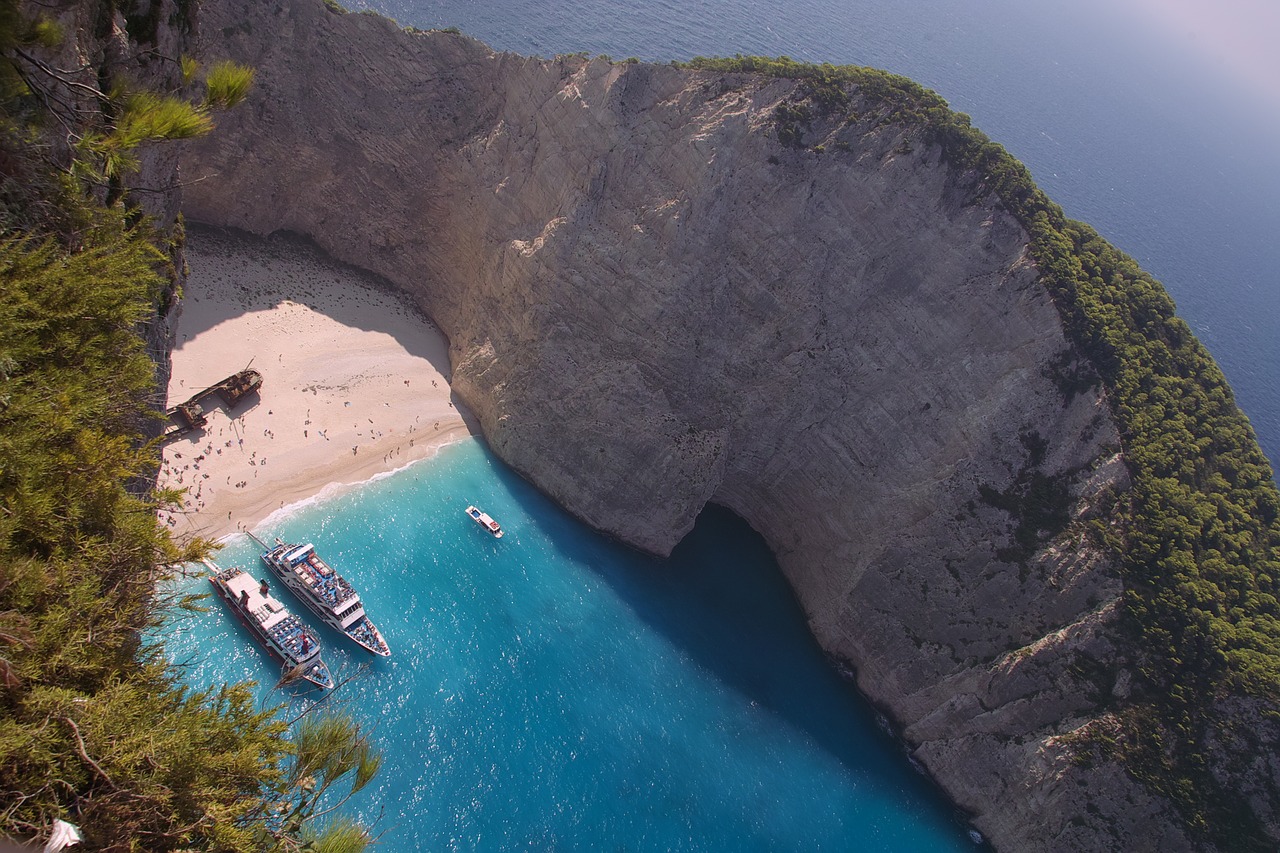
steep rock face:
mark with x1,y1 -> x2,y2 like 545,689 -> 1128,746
180,1 -> 1194,848
20,0 -> 194,420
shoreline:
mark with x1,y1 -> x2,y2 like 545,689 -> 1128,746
158,227 -> 475,543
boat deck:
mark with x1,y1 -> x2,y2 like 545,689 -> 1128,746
250,535 -> 391,657
275,543 -> 357,608
466,505 -> 503,537
218,568 -> 317,662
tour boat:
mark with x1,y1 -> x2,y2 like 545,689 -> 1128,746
206,560 -> 334,689
250,534 -> 391,657
466,505 -> 503,538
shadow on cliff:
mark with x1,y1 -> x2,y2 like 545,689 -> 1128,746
525,497 -> 979,841
174,224 -> 451,378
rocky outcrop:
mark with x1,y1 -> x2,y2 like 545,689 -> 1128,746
179,0 -> 1197,848
18,0 -> 196,423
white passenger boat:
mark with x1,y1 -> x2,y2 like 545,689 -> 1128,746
466,505 -> 503,538
250,534 -> 391,657
206,560 -> 334,689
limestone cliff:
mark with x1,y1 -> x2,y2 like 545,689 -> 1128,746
178,0 -> 1205,848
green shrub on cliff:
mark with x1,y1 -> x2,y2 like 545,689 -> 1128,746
0,204 -> 381,851
716,53 -> 1280,845
0,1 -> 376,848
679,55 -> 944,127
685,50 -> 1280,697
923,111 -> 1280,701
682,54 -> 1280,847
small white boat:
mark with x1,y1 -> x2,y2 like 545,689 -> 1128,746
206,560 -> 334,689
251,535 -> 391,657
466,505 -> 503,538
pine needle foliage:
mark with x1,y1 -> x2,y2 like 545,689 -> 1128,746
0,0 -> 59,100
0,211 -> 281,846
0,221 -> 170,555
0,0 -> 254,196
0,2 -> 376,849
204,60 -> 255,110
0,187 -> 378,853
303,819 -> 371,853
179,54 -> 199,86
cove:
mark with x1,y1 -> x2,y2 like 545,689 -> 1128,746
163,438 -> 977,849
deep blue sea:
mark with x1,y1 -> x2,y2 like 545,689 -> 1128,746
165,440 -> 976,849
351,0 -> 1280,467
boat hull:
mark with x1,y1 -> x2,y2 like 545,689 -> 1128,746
259,541 -> 392,657
207,562 -> 335,689
466,505 -> 504,538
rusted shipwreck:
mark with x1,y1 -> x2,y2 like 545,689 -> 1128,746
162,368 -> 262,440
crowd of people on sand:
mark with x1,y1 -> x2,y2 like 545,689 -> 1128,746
157,232 -> 469,541
157,388 -> 461,533
159,418 -> 266,526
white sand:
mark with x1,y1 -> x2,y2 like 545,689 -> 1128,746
157,228 -> 474,542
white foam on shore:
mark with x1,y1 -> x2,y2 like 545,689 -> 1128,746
240,433 -> 476,542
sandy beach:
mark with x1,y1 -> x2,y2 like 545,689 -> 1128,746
157,227 -> 474,542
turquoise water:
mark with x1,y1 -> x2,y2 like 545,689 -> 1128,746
166,4 -> 1280,845
351,0 -> 1280,466
165,439 -> 976,849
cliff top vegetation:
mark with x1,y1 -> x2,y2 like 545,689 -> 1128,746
676,53 -> 1280,849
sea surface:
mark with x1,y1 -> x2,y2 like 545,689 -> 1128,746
350,0 -> 1280,468
164,440 -> 976,849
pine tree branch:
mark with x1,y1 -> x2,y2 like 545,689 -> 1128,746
59,715 -> 124,794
